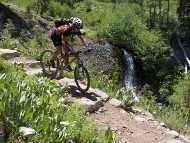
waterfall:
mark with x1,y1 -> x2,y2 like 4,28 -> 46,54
82,41 -> 139,102
122,49 -> 135,90
170,33 -> 190,75
122,49 -> 139,102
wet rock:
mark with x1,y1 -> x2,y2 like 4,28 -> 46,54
109,98 -> 122,107
147,117 -> 154,121
134,116 -> 146,122
0,48 -> 20,60
25,68 -> 42,75
132,108 -> 143,114
19,127 -> 35,136
160,122 -> 167,128
120,109 -> 126,114
98,107 -> 106,113
91,89 -> 109,102
167,130 -> 179,137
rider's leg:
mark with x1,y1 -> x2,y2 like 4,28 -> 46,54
50,45 -> 62,68
50,30 -> 62,68
63,43 -> 72,71
52,45 -> 62,60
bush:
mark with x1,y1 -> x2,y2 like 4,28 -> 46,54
0,68 -> 104,142
136,95 -> 189,134
83,9 -> 104,28
17,28 -> 52,60
0,58 -> 17,73
48,1 -> 74,18
96,2 -> 181,99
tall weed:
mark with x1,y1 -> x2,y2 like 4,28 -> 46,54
0,62 -> 104,142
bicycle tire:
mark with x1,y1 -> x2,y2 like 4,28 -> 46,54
74,63 -> 90,93
40,49 -> 58,79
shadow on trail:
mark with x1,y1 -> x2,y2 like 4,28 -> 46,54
68,85 -> 101,101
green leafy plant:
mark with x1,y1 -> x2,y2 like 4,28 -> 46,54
0,60 -> 106,142
116,88 -> 136,110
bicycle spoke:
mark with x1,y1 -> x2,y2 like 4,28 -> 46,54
40,50 -> 58,78
74,64 -> 90,93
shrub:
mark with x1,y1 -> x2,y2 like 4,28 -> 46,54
48,1 -> 74,18
136,95 -> 189,134
83,9 -> 104,28
0,58 -> 17,73
0,67 -> 104,142
96,2 -> 181,99
17,28 -> 52,60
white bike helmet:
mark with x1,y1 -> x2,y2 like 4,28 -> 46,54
70,17 -> 83,29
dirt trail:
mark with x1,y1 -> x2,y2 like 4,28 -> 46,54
0,48 -> 190,143
90,102 -> 189,143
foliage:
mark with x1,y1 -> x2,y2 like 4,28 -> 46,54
6,18 -> 18,37
83,9 -> 104,29
2,0 -> 190,137
136,95 -> 189,134
48,1 -> 74,18
104,127 -> 117,143
169,74 -> 190,106
0,58 -> 17,73
141,84 -> 153,99
16,28 -> 52,60
0,37 -> 20,50
55,0 -> 83,8
31,0 -> 51,15
116,88 -> 136,109
89,70 -> 122,97
0,62 -> 104,142
2,0 -> 33,10
168,73 -> 190,125
95,2 -> 183,100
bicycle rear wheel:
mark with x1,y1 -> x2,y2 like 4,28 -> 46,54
40,50 -> 58,78
74,63 -> 90,93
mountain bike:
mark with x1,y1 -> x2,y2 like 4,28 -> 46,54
40,48 -> 91,93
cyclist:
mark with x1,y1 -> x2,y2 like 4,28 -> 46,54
50,17 -> 88,71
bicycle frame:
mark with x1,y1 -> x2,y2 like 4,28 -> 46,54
59,52 -> 80,70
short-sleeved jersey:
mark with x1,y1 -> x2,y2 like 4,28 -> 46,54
51,25 -> 82,46
53,25 -> 82,36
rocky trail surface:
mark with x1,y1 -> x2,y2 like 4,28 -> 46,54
0,48 -> 190,143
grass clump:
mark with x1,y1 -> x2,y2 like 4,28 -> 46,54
136,80 -> 190,135
0,61 -> 105,142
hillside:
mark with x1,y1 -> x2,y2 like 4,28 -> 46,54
0,0 -> 190,143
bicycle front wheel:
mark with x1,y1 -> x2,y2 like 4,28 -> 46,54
74,64 -> 90,93
40,50 -> 58,78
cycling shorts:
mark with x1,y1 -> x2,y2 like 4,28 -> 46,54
51,30 -> 62,46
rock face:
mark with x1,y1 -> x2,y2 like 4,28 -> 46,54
79,40 -> 117,73
0,2 -> 51,40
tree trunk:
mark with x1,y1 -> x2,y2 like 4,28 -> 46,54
149,1 -> 153,28
167,0 -> 170,24
153,0 -> 156,25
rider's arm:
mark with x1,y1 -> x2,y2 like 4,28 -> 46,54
78,35 -> 88,47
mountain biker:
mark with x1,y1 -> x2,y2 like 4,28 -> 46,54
50,17 -> 88,71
